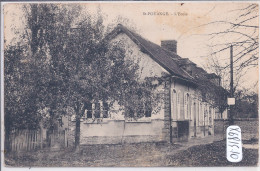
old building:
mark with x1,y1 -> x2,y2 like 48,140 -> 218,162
68,24 -> 228,145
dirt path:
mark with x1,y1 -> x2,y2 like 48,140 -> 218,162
105,135 -> 224,167
5,135 -> 226,167
243,144 -> 259,149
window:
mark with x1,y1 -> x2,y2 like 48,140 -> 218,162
84,102 -> 109,119
145,109 -> 151,117
189,96 -> 191,115
198,102 -> 200,124
190,99 -> 193,120
199,103 -> 203,126
145,101 -> 152,117
128,108 -> 135,118
172,90 -> 177,120
177,91 -> 181,119
184,93 -> 190,119
204,104 -> 208,125
86,103 -> 92,118
94,103 -> 101,118
127,100 -> 152,118
137,101 -> 145,117
196,101 -> 198,124
184,94 -> 187,106
177,92 -> 180,104
145,98 -> 152,117
209,107 -> 212,125
195,101 -> 199,125
103,102 -> 109,118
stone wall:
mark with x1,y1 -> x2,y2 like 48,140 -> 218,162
214,118 -> 259,141
234,119 -> 259,140
162,78 -> 171,143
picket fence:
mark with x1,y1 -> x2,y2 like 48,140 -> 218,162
8,129 -> 67,152
9,130 -> 43,152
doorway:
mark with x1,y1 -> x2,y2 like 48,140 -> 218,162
177,121 -> 189,141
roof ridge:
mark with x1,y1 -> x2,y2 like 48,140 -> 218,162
117,24 -> 195,79
105,24 -> 227,95
107,24 -> 221,82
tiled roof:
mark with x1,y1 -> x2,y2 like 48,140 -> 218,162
105,24 -> 194,81
104,24 -> 227,94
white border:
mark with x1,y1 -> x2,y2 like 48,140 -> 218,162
1,1 -> 5,170
1,1 -> 259,171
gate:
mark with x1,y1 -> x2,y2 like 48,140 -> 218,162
47,130 -> 68,149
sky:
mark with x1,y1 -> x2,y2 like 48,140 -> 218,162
3,2 -> 259,92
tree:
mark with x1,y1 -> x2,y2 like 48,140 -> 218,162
205,4 -> 258,74
200,4 -> 258,120
233,89 -> 258,118
4,4 -> 61,150
5,4 -> 159,150
20,4 -> 114,147
55,22 -> 159,148
198,4 -> 258,96
4,45 -> 43,151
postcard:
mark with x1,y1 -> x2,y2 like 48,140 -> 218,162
1,1 -> 259,168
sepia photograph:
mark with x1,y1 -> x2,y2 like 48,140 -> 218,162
1,2 -> 259,168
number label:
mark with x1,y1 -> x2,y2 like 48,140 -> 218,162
227,125 -> 242,162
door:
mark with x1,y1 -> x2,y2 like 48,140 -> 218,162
177,121 -> 189,141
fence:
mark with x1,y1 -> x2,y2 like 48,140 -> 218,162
8,130 -> 43,152
8,129 -> 68,152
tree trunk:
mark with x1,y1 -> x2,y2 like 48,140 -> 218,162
30,4 -> 40,56
4,115 -> 12,153
75,110 -> 81,149
74,101 -> 86,151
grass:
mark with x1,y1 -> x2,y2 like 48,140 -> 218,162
4,140 -> 258,167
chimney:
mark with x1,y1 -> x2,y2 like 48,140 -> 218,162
161,40 -> 177,53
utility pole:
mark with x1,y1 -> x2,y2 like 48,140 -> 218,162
229,45 -> 234,125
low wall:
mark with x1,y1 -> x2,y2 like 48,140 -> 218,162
214,118 -> 259,141
68,119 -> 165,145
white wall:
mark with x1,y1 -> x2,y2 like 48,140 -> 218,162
170,80 -> 216,129
170,80 -> 196,121
79,120 -> 164,144
110,33 -> 169,80
106,33 -> 167,120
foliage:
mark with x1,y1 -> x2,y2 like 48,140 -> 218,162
5,4 -> 161,148
233,90 -> 258,118
4,46 -> 41,131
